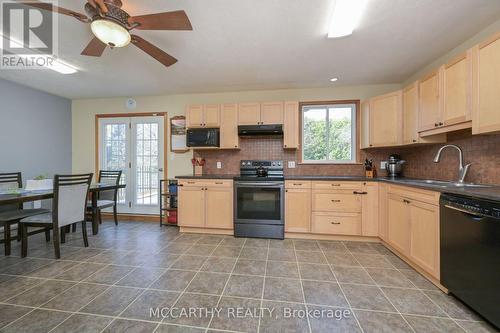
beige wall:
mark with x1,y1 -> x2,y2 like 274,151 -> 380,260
72,84 -> 400,178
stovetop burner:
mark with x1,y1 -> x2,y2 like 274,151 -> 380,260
236,160 -> 284,181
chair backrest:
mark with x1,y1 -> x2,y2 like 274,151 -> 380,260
52,173 -> 93,228
98,170 -> 122,201
0,172 -> 22,212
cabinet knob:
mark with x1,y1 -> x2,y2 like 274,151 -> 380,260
412,139 -> 417,143
234,145 -> 238,148
434,123 -> 438,127
439,122 -> 443,126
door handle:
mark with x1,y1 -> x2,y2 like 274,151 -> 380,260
444,205 -> 488,220
158,168 -> 164,172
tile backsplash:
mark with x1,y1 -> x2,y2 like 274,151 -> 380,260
194,131 -> 500,185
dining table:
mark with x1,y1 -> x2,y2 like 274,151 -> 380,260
0,183 -> 126,241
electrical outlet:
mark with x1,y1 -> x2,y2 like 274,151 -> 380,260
288,161 -> 296,169
216,161 -> 222,169
380,161 -> 387,170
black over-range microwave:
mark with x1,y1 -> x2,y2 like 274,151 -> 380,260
186,128 -> 220,147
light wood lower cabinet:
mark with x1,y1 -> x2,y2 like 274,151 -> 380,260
361,182 -> 379,236
178,180 -> 233,230
285,188 -> 311,233
378,182 -> 389,242
387,193 -> 411,255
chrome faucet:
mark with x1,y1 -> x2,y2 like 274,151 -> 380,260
433,145 -> 471,183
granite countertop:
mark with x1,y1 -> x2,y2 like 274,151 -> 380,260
175,175 -> 500,201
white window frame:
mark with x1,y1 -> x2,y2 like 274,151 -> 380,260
301,103 -> 357,164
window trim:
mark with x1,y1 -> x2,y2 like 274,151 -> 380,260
299,100 -> 360,165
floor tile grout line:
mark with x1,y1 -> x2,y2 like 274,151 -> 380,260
345,242 -> 417,333
319,241 -> 365,333
256,239 -> 270,333
204,237 -> 247,333
293,240 -> 313,333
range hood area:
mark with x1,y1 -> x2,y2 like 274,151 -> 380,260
238,124 -> 283,136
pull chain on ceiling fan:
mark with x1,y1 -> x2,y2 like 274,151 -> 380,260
17,0 -> 193,67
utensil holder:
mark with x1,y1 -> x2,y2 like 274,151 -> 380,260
194,166 -> 203,176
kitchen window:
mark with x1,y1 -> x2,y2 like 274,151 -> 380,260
301,103 -> 357,163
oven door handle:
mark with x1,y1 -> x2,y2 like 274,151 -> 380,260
235,182 -> 283,187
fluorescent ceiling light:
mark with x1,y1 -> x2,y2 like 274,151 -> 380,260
328,0 -> 368,38
91,19 -> 131,48
0,34 -> 78,74
330,77 -> 339,82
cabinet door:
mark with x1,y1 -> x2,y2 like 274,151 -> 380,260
369,91 -> 403,147
378,183 -> 389,241
205,187 -> 233,229
178,186 -> 205,227
186,105 -> 204,128
238,103 -> 261,125
472,32 -> 500,134
360,100 -> 370,148
204,104 -> 221,127
220,104 -> 239,149
361,183 -> 378,236
418,70 -> 441,132
387,194 -> 410,255
283,101 -> 299,149
403,83 -> 419,144
409,200 -> 440,279
261,102 -> 284,125
442,52 -> 472,127
285,188 -> 311,233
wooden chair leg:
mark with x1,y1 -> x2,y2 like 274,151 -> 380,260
91,209 -> 98,235
17,222 -> 21,242
113,205 -> 118,226
60,228 -> 66,244
3,223 -> 11,256
21,224 -> 28,258
72,223 -> 76,233
82,221 -> 89,247
53,227 -> 61,259
98,210 -> 102,225
45,228 -> 51,242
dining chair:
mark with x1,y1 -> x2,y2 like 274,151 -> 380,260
87,170 -> 122,226
19,173 -> 93,259
0,172 -> 50,256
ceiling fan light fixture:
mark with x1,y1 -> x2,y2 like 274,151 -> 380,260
91,19 -> 131,47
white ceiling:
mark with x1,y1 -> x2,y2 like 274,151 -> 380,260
1,0 -> 499,99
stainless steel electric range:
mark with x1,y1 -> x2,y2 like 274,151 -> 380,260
233,160 -> 284,239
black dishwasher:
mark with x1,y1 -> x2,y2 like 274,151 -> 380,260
440,193 -> 500,329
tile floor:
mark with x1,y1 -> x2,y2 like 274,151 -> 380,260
0,221 -> 497,333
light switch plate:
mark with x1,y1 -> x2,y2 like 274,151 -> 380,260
288,161 -> 296,169
380,161 -> 387,170
216,161 -> 222,169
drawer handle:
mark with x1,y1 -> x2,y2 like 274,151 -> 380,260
331,222 -> 341,225
188,181 -> 195,184
293,183 -> 303,186
353,191 -> 368,195
215,182 -> 223,184
331,200 -> 341,203
403,199 -> 411,204
331,184 -> 341,187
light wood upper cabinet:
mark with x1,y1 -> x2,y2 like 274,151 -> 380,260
186,104 -> 220,128
285,188 -> 311,233
178,185 -> 205,227
186,105 -> 204,128
205,186 -> 233,229
361,182 -> 379,237
283,101 -> 299,149
409,200 -> 440,279
403,83 -> 419,144
369,90 -> 403,147
238,103 -> 261,125
418,69 -> 441,132
442,52 -> 472,126
387,193 -> 410,255
261,102 -> 284,125
360,100 -> 370,149
204,104 -> 221,127
472,32 -> 500,134
220,104 -> 239,149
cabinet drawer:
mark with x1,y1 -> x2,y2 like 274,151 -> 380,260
312,181 -> 363,190
285,180 -> 312,189
313,192 -> 361,212
312,213 -> 361,235
179,179 -> 233,188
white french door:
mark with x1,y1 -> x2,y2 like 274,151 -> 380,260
99,116 -> 165,214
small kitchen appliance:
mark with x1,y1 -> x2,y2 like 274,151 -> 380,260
234,160 -> 284,239
386,154 -> 406,177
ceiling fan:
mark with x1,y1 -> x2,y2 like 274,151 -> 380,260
18,0 -> 193,67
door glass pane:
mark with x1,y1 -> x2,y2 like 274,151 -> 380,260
103,123 -> 127,204
236,187 -> 281,220
136,123 -> 159,206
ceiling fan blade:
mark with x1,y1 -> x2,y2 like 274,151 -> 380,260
81,37 -> 107,57
129,10 -> 192,30
130,35 -> 178,67
16,0 -> 89,22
